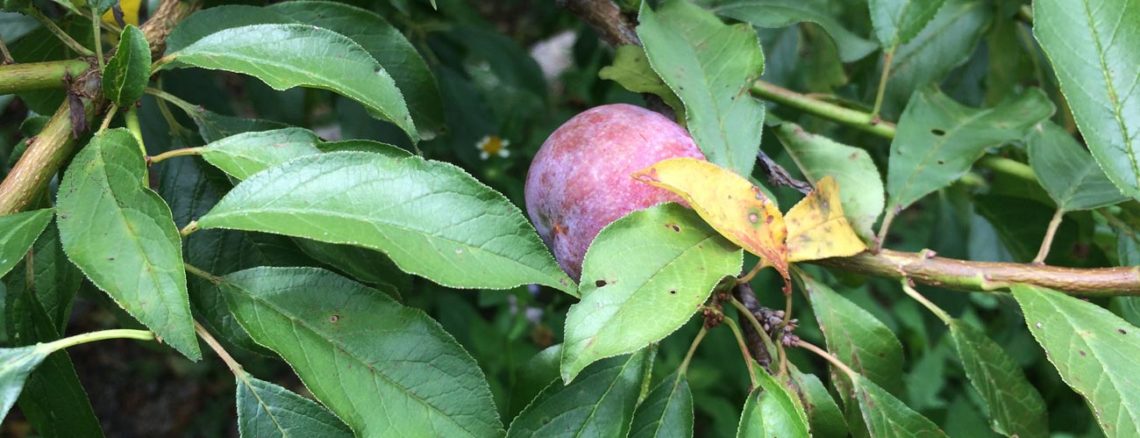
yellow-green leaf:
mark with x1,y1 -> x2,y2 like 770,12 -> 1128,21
784,176 -> 867,262
633,157 -> 787,275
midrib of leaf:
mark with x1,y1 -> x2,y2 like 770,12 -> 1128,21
645,376 -> 685,438
572,354 -> 642,438
1055,159 -> 1103,211
1080,0 -> 1139,187
240,288 -> 482,436
90,150 -> 182,334
1036,294 -> 1140,434
238,376 -> 293,436
108,39 -> 135,99
206,206 -> 553,278
893,100 -> 990,208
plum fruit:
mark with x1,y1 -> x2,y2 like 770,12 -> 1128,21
525,103 -> 706,279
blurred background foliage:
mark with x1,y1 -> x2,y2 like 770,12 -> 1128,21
0,0 -> 1120,436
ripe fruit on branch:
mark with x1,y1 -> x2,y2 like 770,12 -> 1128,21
524,103 -> 705,279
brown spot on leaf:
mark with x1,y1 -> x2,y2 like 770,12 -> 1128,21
595,280 -> 607,288
329,314 -> 340,323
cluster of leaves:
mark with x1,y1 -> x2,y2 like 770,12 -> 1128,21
0,0 -> 1139,437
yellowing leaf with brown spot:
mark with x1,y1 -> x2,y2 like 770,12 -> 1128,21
784,176 -> 867,262
633,158 -> 788,275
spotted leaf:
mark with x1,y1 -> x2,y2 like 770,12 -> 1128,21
784,176 -> 867,262
633,157 -> 787,276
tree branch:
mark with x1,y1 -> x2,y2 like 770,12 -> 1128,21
0,60 -> 91,94
560,0 -> 1140,297
0,0 -> 202,215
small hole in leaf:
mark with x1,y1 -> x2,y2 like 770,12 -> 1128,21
595,280 -> 607,288
931,128 -> 946,136
669,289 -> 677,295
937,160 -> 945,165
329,314 -> 340,323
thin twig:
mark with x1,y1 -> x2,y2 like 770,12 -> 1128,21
149,147 -> 203,165
869,47 -> 895,122
195,321 -> 245,375
678,326 -> 708,375
795,339 -> 856,380
0,35 -> 13,64
721,316 -> 758,387
30,9 -> 96,57
1033,209 -> 1065,264
900,279 -> 952,324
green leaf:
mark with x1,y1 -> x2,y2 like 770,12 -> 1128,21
293,239 -> 408,295
267,1 -> 445,139
200,128 -> 412,181
947,319 -> 1049,438
561,204 -> 742,382
163,24 -> 418,143
165,5 -> 293,54
878,0 -> 991,118
1012,284 -> 1140,438
790,367 -> 848,438
630,372 -> 693,438
507,350 -> 651,437
102,25 -> 151,107
0,344 -> 50,421
638,0 -> 766,177
236,374 -> 352,438
5,220 -> 84,337
13,298 -> 103,438
868,0 -> 945,47
1033,0 -> 1140,200
193,109 -> 290,144
801,273 -> 905,396
198,151 -> 575,294
598,45 -> 685,117
710,0 -> 877,62
853,375 -> 949,437
736,367 -> 809,438
773,121 -> 884,241
1029,121 -> 1128,211
201,128 -> 323,180
0,209 -> 52,278
221,267 -> 504,437
56,129 -> 200,360
887,87 -> 1053,212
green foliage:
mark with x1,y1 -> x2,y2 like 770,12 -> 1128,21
1033,0 -> 1140,201
235,374 -> 352,438
3,0 -> 1140,436
56,129 -> 200,360
638,0 -> 765,177
102,25 -> 151,108
562,203 -> 741,382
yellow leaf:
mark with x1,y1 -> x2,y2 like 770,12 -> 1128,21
784,176 -> 867,262
101,0 -> 140,26
633,158 -> 788,275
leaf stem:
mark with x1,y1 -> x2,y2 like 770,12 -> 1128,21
900,279 -> 952,324
750,81 -> 897,138
30,9 -> 96,57
721,315 -> 758,387
0,35 -> 13,64
874,208 -> 898,251
678,326 -> 708,376
195,321 -> 245,375
91,10 -> 104,68
184,262 -> 222,284
145,86 -> 198,115
179,219 -> 200,237
794,339 -> 856,380
149,147 -> 203,165
44,329 -> 155,351
1033,209 -> 1065,264
736,261 -> 765,285
728,296 -> 778,355
99,104 -> 119,132
869,47 -> 895,122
